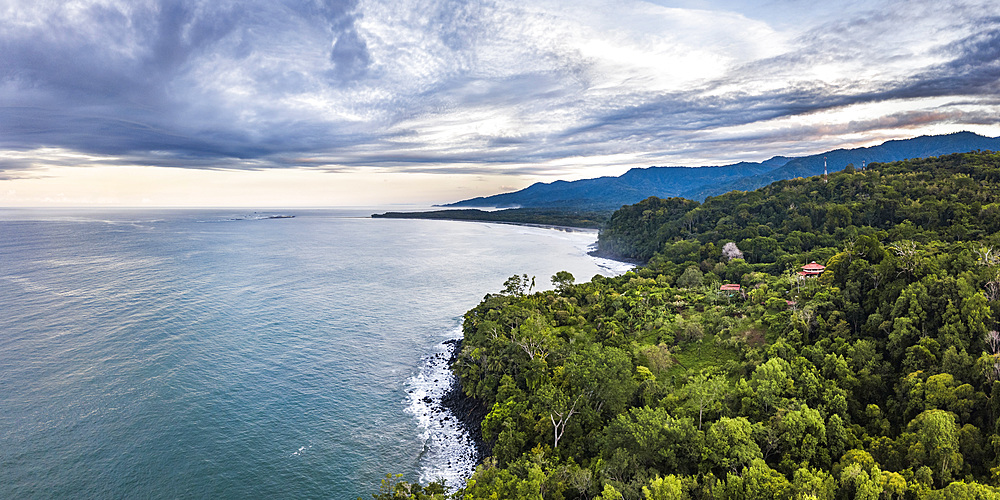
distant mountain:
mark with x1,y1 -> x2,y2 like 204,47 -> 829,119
445,132 -> 1000,209
444,158 -> 787,210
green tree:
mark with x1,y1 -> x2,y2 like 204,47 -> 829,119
906,409 -> 964,486
791,467 -> 836,500
677,265 -> 704,288
551,271 -> 575,292
750,357 -> 794,415
685,371 -> 729,429
368,473 -> 448,500
835,450 -> 884,500
643,475 -> 688,500
703,417 -> 761,473
604,406 -> 701,474
600,483 -> 624,500
502,274 -> 535,296
513,314 -> 554,362
717,459 -> 791,499
460,458 -> 545,500
537,384 -> 582,450
564,345 -> 638,419
773,404 -> 826,469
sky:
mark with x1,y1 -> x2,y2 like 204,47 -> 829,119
1,0 -> 999,207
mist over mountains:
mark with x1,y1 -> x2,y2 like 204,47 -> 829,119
445,132 -> 1000,210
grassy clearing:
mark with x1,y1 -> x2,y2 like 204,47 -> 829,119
664,334 -> 740,380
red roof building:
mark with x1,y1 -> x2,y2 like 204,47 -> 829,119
719,284 -> 742,291
798,261 -> 825,277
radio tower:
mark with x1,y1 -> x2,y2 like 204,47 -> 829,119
824,157 -> 828,183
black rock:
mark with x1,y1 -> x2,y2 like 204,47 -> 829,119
439,339 -> 492,463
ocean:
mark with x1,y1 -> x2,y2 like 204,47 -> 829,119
0,208 -> 630,499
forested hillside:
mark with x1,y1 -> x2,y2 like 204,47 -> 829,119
371,152 -> 1000,499
599,153 -> 1000,263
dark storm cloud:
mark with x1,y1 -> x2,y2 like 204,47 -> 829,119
1,2 -> 243,104
0,0 -> 370,161
894,20 -> 1000,98
329,29 -> 372,81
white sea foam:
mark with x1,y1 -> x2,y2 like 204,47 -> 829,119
585,242 -> 635,276
405,330 -> 478,491
591,254 -> 635,275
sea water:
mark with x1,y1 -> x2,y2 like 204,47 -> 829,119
0,208 -> 630,499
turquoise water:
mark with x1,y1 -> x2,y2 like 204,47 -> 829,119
0,209 -> 628,499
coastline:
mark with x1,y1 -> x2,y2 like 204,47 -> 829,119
376,214 -> 642,269
374,211 -> 644,270
405,336 -> 484,490
439,339 -> 492,463
375,213 -> 600,233
403,235 -> 633,491
371,208 -> 610,231
586,247 -> 645,267
458,219 -> 596,234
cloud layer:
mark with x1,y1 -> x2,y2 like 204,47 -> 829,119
2,0 -> 999,181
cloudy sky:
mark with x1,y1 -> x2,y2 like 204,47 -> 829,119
2,0 -> 999,206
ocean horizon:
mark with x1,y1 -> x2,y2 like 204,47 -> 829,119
0,208 -> 629,499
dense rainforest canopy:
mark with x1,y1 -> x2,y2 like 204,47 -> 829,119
370,152 -> 1000,499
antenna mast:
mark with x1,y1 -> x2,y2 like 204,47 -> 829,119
824,157 -> 828,183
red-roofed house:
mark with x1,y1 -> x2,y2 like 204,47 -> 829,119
798,261 -> 825,277
719,284 -> 741,292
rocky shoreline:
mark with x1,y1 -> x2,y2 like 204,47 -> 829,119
405,335 -> 488,489
586,247 -> 644,266
438,338 -> 492,464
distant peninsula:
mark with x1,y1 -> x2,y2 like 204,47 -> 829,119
372,208 -> 608,229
